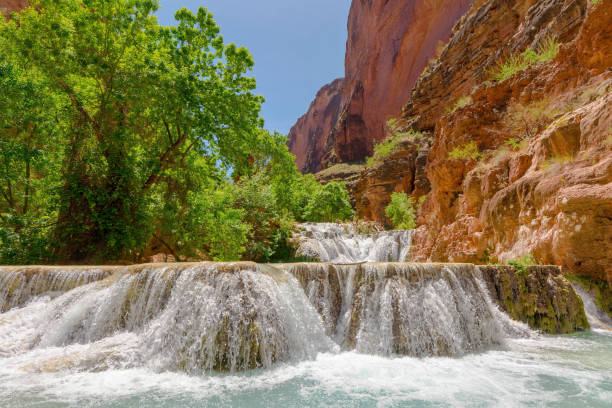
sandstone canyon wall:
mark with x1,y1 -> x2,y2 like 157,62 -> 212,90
287,78 -> 345,173
288,0 -> 473,173
353,0 -> 611,285
0,0 -> 27,16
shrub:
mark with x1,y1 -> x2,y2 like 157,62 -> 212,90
448,141 -> 482,160
366,130 -> 423,167
384,192 -> 423,230
447,96 -> 473,113
488,36 -> 559,82
302,181 -> 354,223
508,253 -> 537,277
503,99 -> 559,142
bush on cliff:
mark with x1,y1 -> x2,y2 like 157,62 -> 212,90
385,192 -> 423,230
366,130 -> 422,167
448,141 -> 482,161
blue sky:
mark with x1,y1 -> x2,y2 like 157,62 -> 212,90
157,1 -> 351,135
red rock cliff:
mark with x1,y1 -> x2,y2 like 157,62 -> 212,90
0,0 -> 27,16
354,0 -> 612,284
287,79 -> 345,173
288,0 -> 473,173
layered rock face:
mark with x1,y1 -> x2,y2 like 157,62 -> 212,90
288,0 -> 473,173
354,0 -> 611,283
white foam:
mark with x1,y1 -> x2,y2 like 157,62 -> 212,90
294,223 -> 414,263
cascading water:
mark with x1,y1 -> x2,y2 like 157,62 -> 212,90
0,266 -> 113,313
288,262 -> 530,356
0,263 -> 335,372
571,283 -> 612,331
1,224 -> 610,407
294,223 -> 414,263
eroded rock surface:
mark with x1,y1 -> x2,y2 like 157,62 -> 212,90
352,0 -> 611,283
288,0 -> 473,173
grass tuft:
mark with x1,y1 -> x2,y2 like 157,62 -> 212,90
448,141 -> 482,161
488,36 -> 559,82
447,96 -> 473,114
366,129 -> 423,167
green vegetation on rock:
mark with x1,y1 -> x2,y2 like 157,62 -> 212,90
507,253 -> 537,277
488,36 -> 559,82
448,141 -> 482,161
366,129 -> 422,167
0,0 -> 352,264
480,265 -> 589,334
565,274 -> 612,321
384,192 -> 423,230
447,96 -> 473,114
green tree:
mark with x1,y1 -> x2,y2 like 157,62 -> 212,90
385,192 -> 420,230
0,63 -> 62,264
1,1 -> 263,261
303,181 -> 354,223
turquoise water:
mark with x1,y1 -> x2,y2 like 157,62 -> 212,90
1,331 -> 610,408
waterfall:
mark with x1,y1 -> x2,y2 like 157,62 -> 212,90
294,223 -> 414,263
289,262 -> 531,356
0,262 -> 533,374
0,266 -> 114,313
571,283 -> 612,331
0,224 -> 541,374
0,263 -> 336,372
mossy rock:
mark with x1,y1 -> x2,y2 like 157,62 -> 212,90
479,265 -> 589,334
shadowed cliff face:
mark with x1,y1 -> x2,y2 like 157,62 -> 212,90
288,0 -> 473,173
0,0 -> 27,16
287,79 -> 345,173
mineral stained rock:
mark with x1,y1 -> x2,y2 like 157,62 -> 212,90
288,0 -> 473,173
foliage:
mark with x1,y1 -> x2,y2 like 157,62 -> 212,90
302,182 -> 354,224
448,141 -> 482,160
508,253 -> 537,277
0,214 -> 54,264
447,96 -> 473,114
384,193 -> 423,230
0,0 -> 353,264
0,62 -> 62,264
366,130 -> 423,167
488,36 -> 559,82
503,99 -> 558,143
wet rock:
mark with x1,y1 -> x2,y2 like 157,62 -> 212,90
479,265 -> 590,334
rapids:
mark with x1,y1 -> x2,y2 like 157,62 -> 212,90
294,222 -> 414,263
0,223 -> 610,407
